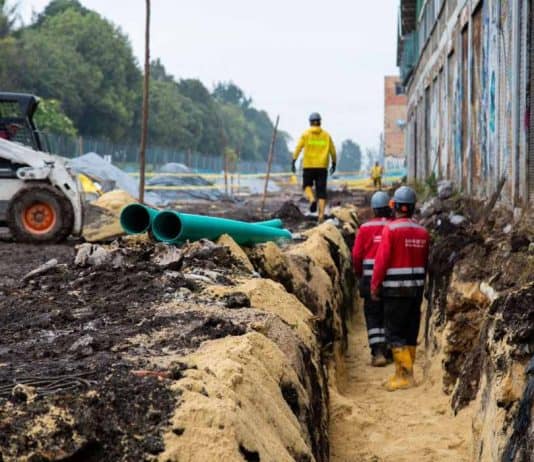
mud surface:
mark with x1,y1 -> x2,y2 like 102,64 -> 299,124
0,242 -> 76,290
329,309 -> 472,462
0,239 -> 257,461
176,190 -> 369,232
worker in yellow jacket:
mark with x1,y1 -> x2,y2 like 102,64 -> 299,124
292,113 -> 336,223
371,162 -> 384,189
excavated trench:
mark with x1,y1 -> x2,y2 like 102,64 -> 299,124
1,196 -> 533,462
327,200 -> 534,462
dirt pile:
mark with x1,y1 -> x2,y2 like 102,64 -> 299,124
0,237 -> 255,461
0,208 -> 358,461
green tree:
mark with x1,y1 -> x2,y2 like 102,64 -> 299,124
178,78 -> 221,153
0,0 -> 291,163
0,0 -> 18,38
213,81 -> 251,109
0,35 -> 25,89
213,82 -> 290,162
224,147 -> 238,173
339,139 -> 362,172
33,0 -> 88,26
141,79 -> 202,150
219,103 -> 248,154
18,7 -> 141,140
151,58 -> 174,83
34,98 -> 77,136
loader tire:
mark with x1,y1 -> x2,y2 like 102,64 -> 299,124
6,184 -> 74,243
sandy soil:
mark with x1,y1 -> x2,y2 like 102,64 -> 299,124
329,308 -> 473,462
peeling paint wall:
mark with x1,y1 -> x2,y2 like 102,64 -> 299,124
401,0 -> 532,206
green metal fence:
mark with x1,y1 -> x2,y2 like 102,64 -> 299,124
45,133 -> 286,174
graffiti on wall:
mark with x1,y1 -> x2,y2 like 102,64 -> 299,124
404,0 -> 530,203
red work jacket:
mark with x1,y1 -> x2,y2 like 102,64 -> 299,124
371,218 -> 430,298
352,217 -> 392,296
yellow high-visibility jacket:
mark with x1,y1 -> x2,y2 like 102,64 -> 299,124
371,165 -> 384,179
293,127 -> 336,169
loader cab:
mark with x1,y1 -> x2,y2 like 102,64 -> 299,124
0,93 -> 47,153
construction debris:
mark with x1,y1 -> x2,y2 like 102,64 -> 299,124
69,153 -> 161,205
22,258 -> 59,281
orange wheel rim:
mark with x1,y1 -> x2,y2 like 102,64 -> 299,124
22,202 -> 57,234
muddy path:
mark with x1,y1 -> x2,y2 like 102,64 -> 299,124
329,307 -> 473,462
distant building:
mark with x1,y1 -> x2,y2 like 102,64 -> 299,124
384,76 -> 407,170
397,0 -> 534,207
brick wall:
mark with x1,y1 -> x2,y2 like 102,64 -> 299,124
384,76 -> 408,157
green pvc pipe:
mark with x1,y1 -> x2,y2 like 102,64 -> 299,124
255,218 -> 283,228
120,203 -> 283,236
120,203 -> 159,235
152,210 -> 292,245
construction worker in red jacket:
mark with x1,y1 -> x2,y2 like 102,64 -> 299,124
352,191 -> 393,366
371,186 -> 430,391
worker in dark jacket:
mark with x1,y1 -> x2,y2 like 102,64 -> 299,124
352,191 -> 393,366
371,186 -> 430,391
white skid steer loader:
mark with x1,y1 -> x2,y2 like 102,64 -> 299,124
0,93 -> 83,243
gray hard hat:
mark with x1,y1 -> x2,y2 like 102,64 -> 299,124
309,112 -> 321,122
371,191 -> 390,209
393,186 -> 417,205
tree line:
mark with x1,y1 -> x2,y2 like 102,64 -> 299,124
0,0 -> 290,162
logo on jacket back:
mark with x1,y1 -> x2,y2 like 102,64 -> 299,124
308,139 -> 327,147
373,236 -> 382,244
405,238 -> 426,249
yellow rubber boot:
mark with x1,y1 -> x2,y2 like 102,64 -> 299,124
318,198 -> 327,223
304,186 -> 315,204
384,347 -> 415,392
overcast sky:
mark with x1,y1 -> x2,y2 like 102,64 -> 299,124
18,0 -> 399,151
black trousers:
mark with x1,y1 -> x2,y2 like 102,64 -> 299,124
363,296 -> 386,354
383,297 -> 422,347
302,168 -> 328,199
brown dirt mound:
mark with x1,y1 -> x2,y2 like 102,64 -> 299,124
0,239 -> 258,461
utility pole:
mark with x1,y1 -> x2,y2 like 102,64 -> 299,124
261,115 -> 280,214
217,114 -> 229,196
139,0 -> 151,203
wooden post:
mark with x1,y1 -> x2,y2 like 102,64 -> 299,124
224,149 -> 229,196
236,148 -> 241,196
261,115 -> 280,214
187,148 -> 192,168
139,0 -> 151,203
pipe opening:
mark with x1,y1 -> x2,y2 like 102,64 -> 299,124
153,211 -> 182,242
120,204 -> 151,234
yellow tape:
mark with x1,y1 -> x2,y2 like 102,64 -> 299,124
132,171 -> 367,179
145,185 -> 223,191
131,172 -> 295,179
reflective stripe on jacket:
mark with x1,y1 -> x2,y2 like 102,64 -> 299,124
371,218 -> 430,298
293,126 -> 336,169
352,217 -> 392,296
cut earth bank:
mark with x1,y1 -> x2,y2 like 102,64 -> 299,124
329,199 -> 534,462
